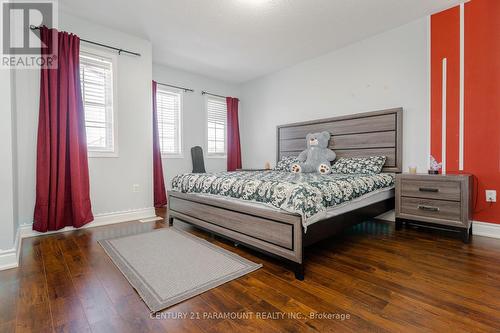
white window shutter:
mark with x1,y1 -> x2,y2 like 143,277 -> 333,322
156,88 -> 182,155
80,52 -> 114,152
207,97 -> 227,155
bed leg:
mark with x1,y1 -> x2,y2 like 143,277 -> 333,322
168,216 -> 174,226
293,263 -> 305,281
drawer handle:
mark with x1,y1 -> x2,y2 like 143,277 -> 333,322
419,187 -> 439,193
418,187 -> 439,193
418,205 -> 440,212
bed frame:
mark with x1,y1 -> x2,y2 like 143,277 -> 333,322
168,108 -> 403,279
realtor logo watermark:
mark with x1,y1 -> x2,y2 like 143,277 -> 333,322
1,0 -> 58,68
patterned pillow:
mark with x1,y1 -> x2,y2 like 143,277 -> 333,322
331,156 -> 387,174
274,155 -> 299,172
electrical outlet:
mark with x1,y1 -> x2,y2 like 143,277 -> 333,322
132,184 -> 140,193
486,190 -> 497,203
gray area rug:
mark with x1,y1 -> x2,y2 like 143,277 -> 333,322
99,228 -> 262,312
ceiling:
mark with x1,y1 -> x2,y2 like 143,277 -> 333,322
60,0 -> 464,83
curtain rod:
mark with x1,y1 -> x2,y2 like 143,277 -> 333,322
201,91 -> 227,99
157,82 -> 194,93
29,25 -> 141,57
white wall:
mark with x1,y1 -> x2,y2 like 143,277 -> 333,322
11,14 -> 429,229
15,12 -> 153,226
240,18 -> 430,172
11,70 -> 19,239
0,69 -> 17,250
153,64 -> 240,188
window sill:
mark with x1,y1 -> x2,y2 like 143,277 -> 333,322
162,154 -> 184,159
88,151 -> 119,158
207,155 -> 227,159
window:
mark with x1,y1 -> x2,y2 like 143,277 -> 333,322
80,50 -> 116,156
206,96 -> 227,156
156,87 -> 182,156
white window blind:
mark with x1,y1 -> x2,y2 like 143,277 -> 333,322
207,97 -> 227,156
80,52 -> 114,152
157,88 -> 182,156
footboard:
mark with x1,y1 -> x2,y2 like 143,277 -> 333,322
168,191 -> 303,265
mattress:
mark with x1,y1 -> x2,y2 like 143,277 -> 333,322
171,171 -> 395,229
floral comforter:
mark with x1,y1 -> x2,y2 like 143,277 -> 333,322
171,171 -> 394,223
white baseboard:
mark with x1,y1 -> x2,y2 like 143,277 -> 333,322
3,209 -> 496,272
0,249 -> 18,271
139,216 -> 164,223
19,207 -> 157,239
0,228 -> 21,271
92,207 -> 157,227
473,221 -> 500,239
376,209 -> 395,222
0,207 -> 156,271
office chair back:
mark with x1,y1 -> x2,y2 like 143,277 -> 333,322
191,146 -> 206,173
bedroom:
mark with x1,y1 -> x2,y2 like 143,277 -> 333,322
1,0 -> 499,331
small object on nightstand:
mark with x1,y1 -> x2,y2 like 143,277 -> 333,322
408,166 -> 417,174
395,173 -> 473,243
428,155 -> 442,174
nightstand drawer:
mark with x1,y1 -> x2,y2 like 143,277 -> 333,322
400,197 -> 461,222
396,173 -> 472,242
401,179 -> 461,201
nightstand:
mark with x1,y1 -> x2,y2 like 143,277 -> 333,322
395,173 -> 473,243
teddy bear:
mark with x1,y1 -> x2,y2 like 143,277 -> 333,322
291,131 -> 336,174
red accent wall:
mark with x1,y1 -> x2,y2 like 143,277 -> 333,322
431,7 -> 460,172
464,0 -> 500,224
431,0 -> 500,224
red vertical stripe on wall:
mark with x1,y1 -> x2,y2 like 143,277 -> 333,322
464,0 -> 500,224
430,6 -> 461,172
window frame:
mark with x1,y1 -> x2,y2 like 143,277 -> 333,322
156,86 -> 184,159
205,95 -> 227,158
80,46 -> 119,158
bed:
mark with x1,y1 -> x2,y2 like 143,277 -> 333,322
167,108 -> 403,279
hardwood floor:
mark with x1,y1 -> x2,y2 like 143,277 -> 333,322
2,211 -> 500,333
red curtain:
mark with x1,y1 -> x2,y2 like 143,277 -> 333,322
33,27 -> 93,232
152,81 -> 168,207
226,97 -> 242,171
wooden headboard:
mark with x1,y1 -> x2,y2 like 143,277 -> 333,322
276,108 -> 403,173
